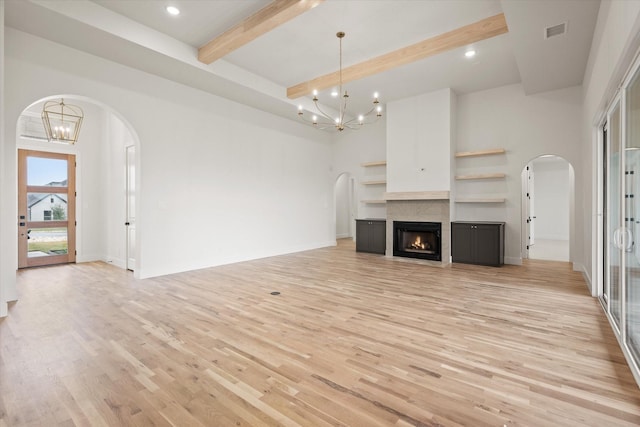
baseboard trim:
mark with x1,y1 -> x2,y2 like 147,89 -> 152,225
504,256 -> 522,265
104,257 -> 127,269
573,262 -> 593,294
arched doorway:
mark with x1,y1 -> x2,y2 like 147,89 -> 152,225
521,155 -> 574,262
15,95 -> 141,274
334,172 -> 355,240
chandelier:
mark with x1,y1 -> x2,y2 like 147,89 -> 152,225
41,99 -> 84,144
297,32 -> 382,131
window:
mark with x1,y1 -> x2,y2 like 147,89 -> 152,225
43,210 -> 52,221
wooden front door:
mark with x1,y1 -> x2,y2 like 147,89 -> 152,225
18,149 -> 76,268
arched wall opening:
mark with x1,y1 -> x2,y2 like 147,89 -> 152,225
14,94 -> 141,277
521,155 -> 575,262
334,172 -> 354,240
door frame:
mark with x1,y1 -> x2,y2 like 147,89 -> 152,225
596,50 -> 640,388
521,156 -> 574,261
125,145 -> 136,271
18,149 -> 76,268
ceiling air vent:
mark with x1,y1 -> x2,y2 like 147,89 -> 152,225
545,22 -> 567,39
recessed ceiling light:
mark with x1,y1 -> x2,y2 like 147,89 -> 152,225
166,6 -> 180,16
465,50 -> 476,58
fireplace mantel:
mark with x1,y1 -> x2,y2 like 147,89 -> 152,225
384,191 -> 450,201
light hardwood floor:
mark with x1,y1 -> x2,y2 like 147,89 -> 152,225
2,239 -> 640,426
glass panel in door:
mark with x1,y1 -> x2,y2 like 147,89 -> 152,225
26,156 -> 68,186
609,102 -> 622,327
627,66 -> 640,359
18,150 -> 76,268
28,227 -> 68,257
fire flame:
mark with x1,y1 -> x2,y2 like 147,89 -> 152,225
410,236 -> 426,250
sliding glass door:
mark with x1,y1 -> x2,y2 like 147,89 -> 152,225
606,102 -> 622,329
602,56 -> 640,379
626,65 -> 640,360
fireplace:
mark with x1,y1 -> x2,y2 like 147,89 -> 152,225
393,221 -> 441,261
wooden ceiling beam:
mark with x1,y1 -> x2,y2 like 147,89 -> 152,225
287,13 -> 508,99
198,0 -> 323,65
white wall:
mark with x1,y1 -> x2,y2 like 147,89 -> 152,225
583,0 -> 640,294
331,120 -> 387,223
456,83 -> 583,266
335,173 -> 350,238
530,157 -> 571,241
105,113 -> 134,268
386,88 -> 453,193
2,28 -> 334,294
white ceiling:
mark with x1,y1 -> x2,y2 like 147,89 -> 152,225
4,0 -> 600,125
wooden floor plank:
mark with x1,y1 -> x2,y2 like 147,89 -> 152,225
1,239 -> 640,426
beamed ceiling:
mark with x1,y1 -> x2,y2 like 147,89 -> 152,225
4,0 -> 600,126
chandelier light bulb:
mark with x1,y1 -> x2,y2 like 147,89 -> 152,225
465,50 -> 476,58
335,117 -> 340,124
358,115 -> 364,122
313,89 -> 318,96
373,92 -> 379,98
331,91 -> 338,97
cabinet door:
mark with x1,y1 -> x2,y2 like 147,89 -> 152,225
474,224 -> 501,266
355,221 -> 370,252
452,223 -> 474,263
371,221 -> 386,254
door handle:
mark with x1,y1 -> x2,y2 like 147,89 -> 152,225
614,228 -> 622,248
625,227 -> 634,252
125,222 -> 130,226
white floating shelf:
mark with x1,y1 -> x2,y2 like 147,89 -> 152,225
361,199 -> 387,204
455,198 -> 506,203
455,148 -> 506,158
455,173 -> 506,180
361,161 -> 387,167
384,191 -> 450,201
361,180 -> 387,185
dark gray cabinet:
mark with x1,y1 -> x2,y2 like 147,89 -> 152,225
451,221 -> 504,266
356,219 -> 386,254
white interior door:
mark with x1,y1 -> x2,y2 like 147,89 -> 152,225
529,167 -> 536,246
125,145 -> 136,271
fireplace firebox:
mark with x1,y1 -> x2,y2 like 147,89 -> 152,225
393,221 -> 441,261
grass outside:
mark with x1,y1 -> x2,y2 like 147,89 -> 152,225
27,227 -> 68,254
28,241 -> 68,254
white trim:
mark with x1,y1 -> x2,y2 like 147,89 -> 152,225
103,256 -> 126,269
572,262 -> 592,291
504,256 -> 522,265
0,0 -> 6,317
600,304 -> 640,387
594,122 -> 604,299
